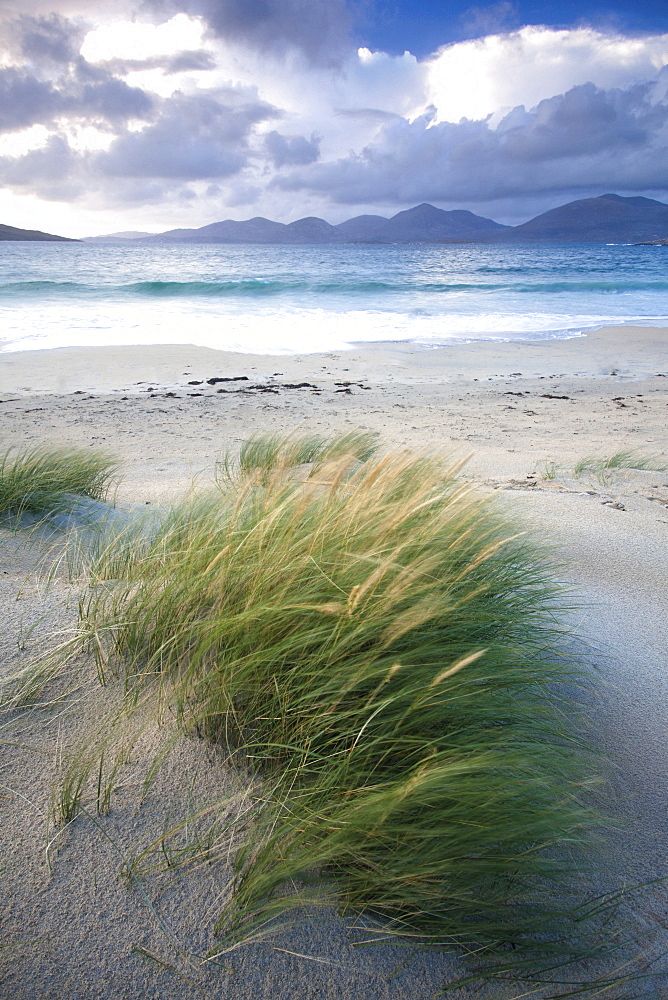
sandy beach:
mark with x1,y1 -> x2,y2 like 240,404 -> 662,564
1,324 -> 667,998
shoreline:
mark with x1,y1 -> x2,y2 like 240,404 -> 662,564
1,322 -> 667,997
0,325 -> 666,397
0,324 -> 666,498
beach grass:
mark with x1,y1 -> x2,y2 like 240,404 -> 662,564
0,445 -> 119,518
59,432 -> 600,968
574,450 -> 667,481
539,459 -> 559,480
217,429 -> 379,483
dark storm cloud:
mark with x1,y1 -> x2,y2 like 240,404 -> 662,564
264,130 -> 320,167
0,86 -> 280,200
274,77 -> 668,204
0,134 -> 88,199
497,82 -> 658,160
0,64 -> 154,132
142,0 -> 357,64
16,12 -> 84,64
98,88 -> 279,179
77,75 -> 155,121
0,13 -> 155,133
0,84 -> 280,201
0,130 -> 198,203
0,11 -> 83,65
0,69 -> 59,131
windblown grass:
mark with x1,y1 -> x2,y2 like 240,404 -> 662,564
574,450 -> 667,481
0,445 -> 119,517
62,432 -> 599,972
218,429 -> 378,482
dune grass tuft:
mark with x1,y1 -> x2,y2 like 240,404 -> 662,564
0,445 -> 119,517
217,429 -> 379,483
574,450 -> 667,481
62,433 -> 599,967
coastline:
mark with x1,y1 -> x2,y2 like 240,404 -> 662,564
1,324 -> 666,396
1,323 -> 667,997
0,324 -> 665,497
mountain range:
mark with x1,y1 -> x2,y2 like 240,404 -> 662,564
3,194 -> 668,244
506,194 -> 668,242
93,195 -> 668,245
0,223 -> 75,242
131,202 -> 510,245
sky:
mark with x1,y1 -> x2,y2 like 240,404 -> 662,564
0,0 -> 667,236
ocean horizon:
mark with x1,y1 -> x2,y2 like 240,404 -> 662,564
1,241 -> 666,356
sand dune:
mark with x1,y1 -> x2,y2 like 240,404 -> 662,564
0,325 -> 667,998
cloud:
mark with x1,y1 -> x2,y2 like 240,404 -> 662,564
426,26 -> 668,123
273,73 -> 668,206
0,83 -> 281,205
0,70 -> 60,132
162,49 -> 217,72
0,134 -> 89,200
141,0 -> 356,64
98,87 -> 278,179
93,51 -> 217,75
0,14 -> 155,134
79,12 -> 208,64
0,64 -> 154,133
264,130 -> 320,167
16,12 -> 84,64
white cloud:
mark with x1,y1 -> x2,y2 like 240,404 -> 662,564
426,27 -> 668,123
81,13 -> 206,63
0,123 -> 49,156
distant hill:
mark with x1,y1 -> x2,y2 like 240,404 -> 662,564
140,204 -> 509,245
285,216 -> 342,242
371,203 -> 508,241
0,223 -> 76,242
504,194 -> 668,242
88,193 -> 668,246
83,231 -> 152,242
335,214 -> 389,239
199,217 -> 286,241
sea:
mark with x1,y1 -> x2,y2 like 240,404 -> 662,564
0,241 -> 666,355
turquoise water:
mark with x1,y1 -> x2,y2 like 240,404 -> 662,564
0,241 -> 666,354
